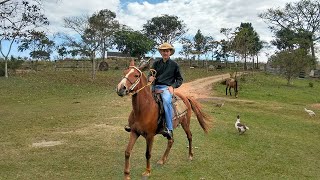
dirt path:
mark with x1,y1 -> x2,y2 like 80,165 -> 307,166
175,73 -> 231,99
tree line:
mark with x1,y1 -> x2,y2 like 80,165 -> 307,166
1,0 -> 319,82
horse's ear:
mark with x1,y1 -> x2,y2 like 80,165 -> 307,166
138,60 -> 149,71
129,59 -> 135,66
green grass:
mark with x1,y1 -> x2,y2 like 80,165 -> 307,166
1,70 -> 320,179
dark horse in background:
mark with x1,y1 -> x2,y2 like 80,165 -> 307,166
116,60 -> 212,180
226,78 -> 238,98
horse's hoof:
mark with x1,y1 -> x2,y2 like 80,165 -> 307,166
142,171 -> 151,177
124,175 -> 131,180
157,160 -> 164,165
188,156 -> 193,161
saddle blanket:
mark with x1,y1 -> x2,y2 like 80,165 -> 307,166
172,95 -> 188,119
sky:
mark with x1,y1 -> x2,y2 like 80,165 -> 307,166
11,0 -> 301,62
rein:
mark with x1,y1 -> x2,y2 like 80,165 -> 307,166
128,68 -> 157,96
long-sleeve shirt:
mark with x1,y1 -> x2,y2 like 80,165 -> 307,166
150,58 -> 183,88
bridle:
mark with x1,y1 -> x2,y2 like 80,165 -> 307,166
122,66 -> 156,96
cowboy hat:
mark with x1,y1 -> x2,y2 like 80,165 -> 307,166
158,42 -> 175,55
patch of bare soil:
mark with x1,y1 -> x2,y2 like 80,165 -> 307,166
32,140 -> 63,147
310,103 -> 320,110
175,73 -> 231,99
175,72 -> 254,104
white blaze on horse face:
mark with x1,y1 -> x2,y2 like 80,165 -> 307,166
117,68 -> 135,91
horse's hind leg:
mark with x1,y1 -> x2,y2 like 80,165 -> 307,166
142,135 -> 154,177
124,132 -> 139,180
157,139 -> 174,165
181,121 -> 193,160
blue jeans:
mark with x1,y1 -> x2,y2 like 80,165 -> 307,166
154,85 -> 173,131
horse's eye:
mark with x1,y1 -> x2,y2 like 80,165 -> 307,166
134,75 -> 139,78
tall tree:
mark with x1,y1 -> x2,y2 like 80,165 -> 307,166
259,0 -> 320,62
0,0 -> 49,77
62,10 -> 120,80
220,28 -> 236,62
214,39 -> 230,65
142,14 -> 187,45
88,9 -> 119,60
62,15 -> 100,80
193,29 -> 206,61
205,38 -> 219,61
113,28 -> 155,58
232,23 -> 260,70
179,37 -> 193,66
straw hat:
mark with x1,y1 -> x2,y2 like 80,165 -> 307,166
158,42 -> 175,55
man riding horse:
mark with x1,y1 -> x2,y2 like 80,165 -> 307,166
125,42 -> 183,139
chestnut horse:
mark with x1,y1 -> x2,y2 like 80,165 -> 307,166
226,78 -> 238,98
116,60 -> 212,180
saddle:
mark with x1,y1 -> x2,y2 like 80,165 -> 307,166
153,90 -> 188,134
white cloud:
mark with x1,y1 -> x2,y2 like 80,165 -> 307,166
41,0 -> 300,62
43,0 -> 120,34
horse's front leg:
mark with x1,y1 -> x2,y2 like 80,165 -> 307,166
229,87 -> 232,96
142,135 -> 155,177
157,139 -> 174,165
124,131 -> 139,180
225,87 -> 228,95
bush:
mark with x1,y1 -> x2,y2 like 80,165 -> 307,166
0,59 -> 24,76
0,67 -> 4,76
309,82 -> 314,88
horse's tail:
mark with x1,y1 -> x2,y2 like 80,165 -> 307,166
186,96 -> 212,133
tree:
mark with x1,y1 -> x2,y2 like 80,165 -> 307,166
272,28 -> 313,52
179,37 -> 193,66
18,30 -> 55,60
62,10 -> 120,80
271,28 -> 297,50
205,38 -> 218,61
232,23 -> 260,70
259,0 -> 320,63
0,0 -> 49,77
142,14 -> 187,45
269,48 -> 313,85
113,28 -> 155,58
193,29 -> 206,61
0,0 -> 56,5
88,9 -> 120,60
250,32 -> 264,69
62,15 -> 100,80
57,46 -> 68,60
214,39 -> 230,64
0,0 -> 10,5
220,28 -> 235,62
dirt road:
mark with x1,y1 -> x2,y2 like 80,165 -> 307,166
175,73 -> 231,99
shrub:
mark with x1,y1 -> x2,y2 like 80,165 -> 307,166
0,59 -> 24,76
309,82 -> 314,88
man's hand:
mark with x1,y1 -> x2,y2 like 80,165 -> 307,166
168,86 -> 174,94
148,76 -> 155,82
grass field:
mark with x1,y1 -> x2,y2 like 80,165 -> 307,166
1,69 -> 320,179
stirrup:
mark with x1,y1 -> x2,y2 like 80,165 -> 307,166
161,128 -> 173,140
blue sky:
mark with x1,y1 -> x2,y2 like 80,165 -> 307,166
5,0 -> 303,62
